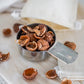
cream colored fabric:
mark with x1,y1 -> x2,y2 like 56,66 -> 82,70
21,0 -> 78,29
0,14 -> 83,84
22,17 -> 69,31
57,20 -> 84,80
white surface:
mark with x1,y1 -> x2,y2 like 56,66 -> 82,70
0,14 -> 83,84
0,14 -> 60,84
21,0 -> 78,29
0,0 -> 19,12
0,76 -> 7,84
57,20 -> 84,80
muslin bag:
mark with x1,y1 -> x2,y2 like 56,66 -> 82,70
21,0 -> 80,30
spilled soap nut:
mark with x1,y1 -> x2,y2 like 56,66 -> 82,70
23,68 -> 38,80
21,26 -> 29,33
61,78 -> 72,84
18,35 -> 30,46
13,23 -> 22,33
1,52 -> 10,62
0,52 -> 10,62
34,33 -> 45,40
26,41 -> 37,51
64,41 -> 76,50
37,39 -> 49,51
3,28 -> 12,37
34,24 -> 47,36
46,69 -> 57,79
44,32 -> 53,42
0,52 -> 2,58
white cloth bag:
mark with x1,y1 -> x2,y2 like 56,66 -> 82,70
21,0 -> 78,29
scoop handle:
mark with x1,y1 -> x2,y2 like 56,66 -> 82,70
47,42 -> 78,64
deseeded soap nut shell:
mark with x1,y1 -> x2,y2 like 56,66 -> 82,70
46,69 -> 57,79
37,39 -> 49,51
23,68 -> 38,80
34,24 -> 47,36
22,26 -> 29,33
0,52 -> 10,62
27,33 -> 37,42
64,41 -> 76,50
3,28 -> 12,37
18,35 -> 30,46
61,78 -> 72,84
34,33 -> 45,40
44,32 -> 53,42
0,52 -> 2,59
27,26 -> 35,32
48,31 -> 54,37
13,23 -> 22,33
50,40 -> 55,46
26,41 -> 37,51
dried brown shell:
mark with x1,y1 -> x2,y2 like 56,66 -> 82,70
0,52 -> 2,58
44,32 -> 53,42
39,24 -> 47,30
48,31 -> 54,37
46,69 -> 57,79
3,28 -> 12,37
21,26 -> 29,33
50,39 -> 55,46
34,29 -> 41,36
34,24 -> 47,36
27,26 -> 40,33
39,25 -> 47,36
26,41 -> 37,51
13,23 -> 22,33
0,52 -> 10,62
27,26 -> 35,32
27,33 -> 37,42
18,35 -> 30,46
64,41 -> 76,50
34,33 -> 45,40
61,78 -> 72,84
23,68 -> 38,80
37,39 -> 49,51
34,26 -> 39,30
